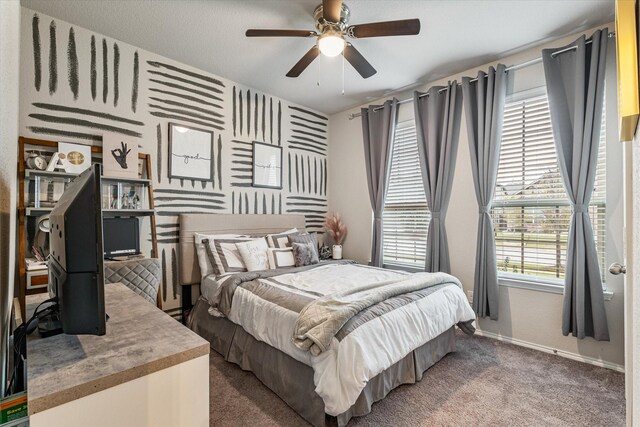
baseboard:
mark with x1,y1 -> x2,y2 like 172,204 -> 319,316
474,329 -> 625,373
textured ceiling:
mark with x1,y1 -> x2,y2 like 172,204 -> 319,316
21,0 -> 614,114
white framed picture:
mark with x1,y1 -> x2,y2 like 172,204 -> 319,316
58,142 -> 92,173
169,123 -> 214,181
252,141 -> 282,189
102,133 -> 139,179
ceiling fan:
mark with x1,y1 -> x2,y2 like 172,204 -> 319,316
245,0 -> 421,79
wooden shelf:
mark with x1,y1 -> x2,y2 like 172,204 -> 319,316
25,169 -> 78,179
102,176 -> 151,185
25,207 -> 53,216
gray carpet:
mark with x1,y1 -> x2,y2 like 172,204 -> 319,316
209,331 -> 625,426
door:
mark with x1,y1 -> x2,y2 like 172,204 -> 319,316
623,135 -> 640,426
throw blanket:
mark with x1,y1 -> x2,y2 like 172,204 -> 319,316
292,272 -> 468,355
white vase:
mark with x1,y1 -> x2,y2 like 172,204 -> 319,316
332,245 -> 343,260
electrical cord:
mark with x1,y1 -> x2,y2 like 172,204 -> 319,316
4,297 -> 58,396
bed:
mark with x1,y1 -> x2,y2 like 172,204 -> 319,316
181,213 -> 476,426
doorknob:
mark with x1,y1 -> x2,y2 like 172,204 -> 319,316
609,263 -> 627,275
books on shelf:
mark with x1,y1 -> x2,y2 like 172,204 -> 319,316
25,258 -> 47,271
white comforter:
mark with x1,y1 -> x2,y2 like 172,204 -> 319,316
201,263 -> 476,416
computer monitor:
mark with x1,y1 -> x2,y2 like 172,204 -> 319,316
48,164 -> 106,335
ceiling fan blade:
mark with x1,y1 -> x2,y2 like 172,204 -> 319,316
343,44 -> 376,79
347,19 -> 421,38
286,46 -> 320,78
322,0 -> 343,23
246,29 -> 316,37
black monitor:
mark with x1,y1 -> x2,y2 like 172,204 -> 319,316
48,164 -> 106,335
103,217 -> 140,258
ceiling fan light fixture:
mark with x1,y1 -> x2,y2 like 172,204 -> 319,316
318,31 -> 345,57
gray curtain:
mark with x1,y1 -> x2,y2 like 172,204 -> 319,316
361,99 -> 399,267
413,82 -> 463,273
542,29 -> 610,341
462,64 -> 507,320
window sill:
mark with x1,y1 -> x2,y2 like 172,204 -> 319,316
498,274 -> 614,301
383,263 -> 424,273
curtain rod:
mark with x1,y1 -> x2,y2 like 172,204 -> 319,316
348,31 -> 615,120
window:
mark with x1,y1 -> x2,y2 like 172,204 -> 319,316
382,123 -> 430,268
492,92 -> 606,281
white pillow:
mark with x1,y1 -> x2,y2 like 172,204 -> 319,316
205,236 -> 255,275
267,248 -> 296,269
266,228 -> 299,248
194,233 -> 245,278
236,238 -> 270,272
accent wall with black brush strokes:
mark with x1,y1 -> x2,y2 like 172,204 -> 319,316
19,9 -> 329,319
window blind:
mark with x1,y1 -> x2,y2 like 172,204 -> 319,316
382,124 -> 430,268
492,93 -> 606,280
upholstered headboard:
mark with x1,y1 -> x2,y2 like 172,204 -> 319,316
178,213 -> 307,286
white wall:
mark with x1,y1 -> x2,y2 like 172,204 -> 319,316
329,23 -> 625,367
0,0 -> 21,397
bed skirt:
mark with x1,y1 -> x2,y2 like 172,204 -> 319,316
189,297 -> 456,427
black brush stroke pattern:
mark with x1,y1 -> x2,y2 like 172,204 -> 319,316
32,103 -> 144,125
262,95 -> 266,141
289,138 -> 327,150
247,90 -> 251,137
156,124 -> 162,183
67,27 -> 79,100
288,105 -> 328,121
254,193 -> 258,214
279,194 -> 282,214
314,158 -> 318,195
148,70 -> 222,94
271,194 -> 275,214
232,191 -> 235,213
155,196 -> 224,204
288,153 -> 292,192
295,154 -> 300,193
113,42 -> 120,106
239,193 -> 243,213
156,203 -> 225,210
29,114 -> 142,137
292,129 -> 327,141
291,121 -> 326,134
210,137 -> 216,190
171,249 -> 178,299
28,126 -> 101,141
320,160 -> 324,196
288,144 -> 326,157
239,90 -> 243,136
149,112 -> 223,131
217,135 -> 222,190
32,14 -> 41,91
290,114 -> 327,127
307,157 -> 311,194
301,156 -> 306,193
148,103 -> 224,125
288,196 -> 327,202
154,189 -> 224,197
132,51 -> 139,112
269,98 -> 273,144
48,21 -> 57,95
149,79 -> 223,102
245,194 -> 249,214
254,92 -> 258,140
277,101 -> 282,146
324,158 -> 327,195
149,88 -> 222,108
102,38 -> 108,103
162,250 -> 167,303
90,35 -> 96,100
149,98 -> 223,118
232,86 -> 237,136
147,60 -> 225,87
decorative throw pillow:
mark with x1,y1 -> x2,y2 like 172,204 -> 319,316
288,233 -> 319,259
236,238 -> 270,272
292,242 -> 320,267
266,228 -> 300,248
203,236 -> 254,275
194,233 -> 245,278
267,248 -> 296,269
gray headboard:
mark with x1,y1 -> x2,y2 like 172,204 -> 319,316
178,213 -> 307,286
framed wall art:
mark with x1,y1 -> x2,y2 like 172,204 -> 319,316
169,123 -> 214,181
252,142 -> 282,189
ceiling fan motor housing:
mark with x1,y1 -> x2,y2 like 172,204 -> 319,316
313,3 -> 350,33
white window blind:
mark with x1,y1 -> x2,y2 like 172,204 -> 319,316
492,93 -> 606,281
383,124 -> 430,268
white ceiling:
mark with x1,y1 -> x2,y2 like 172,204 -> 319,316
21,0 -> 614,115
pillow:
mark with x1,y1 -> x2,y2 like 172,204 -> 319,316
288,233 -> 319,258
203,236 -> 254,275
236,238 -> 270,272
292,242 -> 319,267
266,228 -> 300,248
194,233 -> 245,278
267,248 -> 296,269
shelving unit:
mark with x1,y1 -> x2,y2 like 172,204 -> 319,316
17,137 -> 160,313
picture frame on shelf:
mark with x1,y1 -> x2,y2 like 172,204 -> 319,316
252,141 -> 282,189
102,133 -> 139,179
57,142 -> 92,173
168,123 -> 214,181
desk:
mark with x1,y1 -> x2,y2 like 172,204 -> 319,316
26,283 -> 209,427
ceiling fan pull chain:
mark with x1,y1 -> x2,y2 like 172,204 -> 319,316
317,55 -> 321,87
